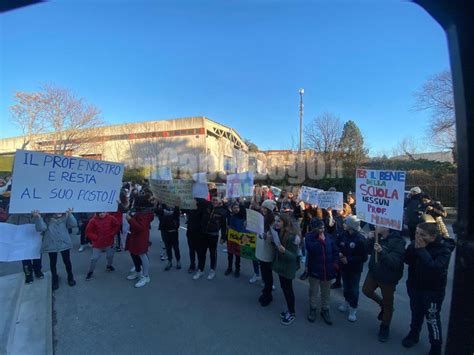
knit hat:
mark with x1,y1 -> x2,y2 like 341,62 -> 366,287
261,199 -> 277,212
410,186 -> 422,195
344,215 -> 361,232
310,218 -> 325,230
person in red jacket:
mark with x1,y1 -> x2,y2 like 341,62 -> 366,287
85,212 -> 120,280
125,195 -> 155,288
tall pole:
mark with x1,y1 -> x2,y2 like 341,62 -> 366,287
299,88 -> 304,160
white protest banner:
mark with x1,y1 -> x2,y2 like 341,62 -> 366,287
298,186 -> 323,204
151,167 -> 172,181
9,150 -> 124,213
355,168 -> 406,230
192,183 -> 209,199
226,172 -> 254,198
192,172 -> 207,183
316,191 -> 344,210
246,208 -> 264,235
150,179 -> 197,210
0,223 -> 42,262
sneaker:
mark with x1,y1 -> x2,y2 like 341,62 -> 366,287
127,271 -> 142,280
164,261 -> 172,271
115,246 -> 122,252
224,268 -> 233,276
301,256 -> 306,264
193,270 -> 203,280
106,265 -> 115,272
52,275 -> 59,290
378,324 -> 389,343
188,266 -> 196,274
234,270 -> 240,278
67,276 -> 76,287
86,272 -> 93,281
134,275 -> 150,288
281,312 -> 296,326
402,331 -> 420,348
129,266 -> 136,273
348,307 -> 357,322
280,311 -> 289,319
25,272 -> 34,284
321,309 -> 333,325
331,281 -> 342,289
249,274 -> 261,284
207,269 -> 216,280
307,308 -> 317,323
260,296 -> 272,307
338,302 -> 349,313
34,271 -> 45,279
176,261 -> 182,270
160,254 -> 168,261
299,271 -> 308,280
78,245 -> 85,252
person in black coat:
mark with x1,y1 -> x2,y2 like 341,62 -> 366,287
336,215 -> 368,323
404,187 -> 425,241
155,203 -> 181,270
402,222 -> 455,355
184,198 -> 206,273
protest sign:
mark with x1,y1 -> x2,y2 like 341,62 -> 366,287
355,168 -> 406,230
226,172 -> 254,198
298,186 -> 323,205
0,223 -> 42,262
151,167 -> 172,181
192,172 -> 207,183
9,150 -> 124,213
192,183 -> 209,199
246,208 -> 264,235
150,179 -> 197,209
227,228 -> 257,261
316,191 -> 344,210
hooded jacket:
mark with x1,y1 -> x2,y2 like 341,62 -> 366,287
35,214 -> 77,253
405,236 -> 455,291
85,214 -> 121,249
125,212 -> 154,255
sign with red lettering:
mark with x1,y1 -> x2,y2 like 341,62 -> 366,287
355,168 -> 406,230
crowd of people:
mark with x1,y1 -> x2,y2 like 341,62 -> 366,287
3,180 -> 454,355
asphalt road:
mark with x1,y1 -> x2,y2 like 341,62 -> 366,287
1,220 -> 454,355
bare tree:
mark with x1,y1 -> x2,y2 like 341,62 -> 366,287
10,84 -> 103,154
391,136 -> 420,160
413,70 -> 456,153
304,112 -> 343,161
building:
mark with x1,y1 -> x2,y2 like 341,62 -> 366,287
0,117 -> 249,175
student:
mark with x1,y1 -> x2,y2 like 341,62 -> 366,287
223,202 -> 245,278
362,226 -> 406,342
402,222 -> 455,355
33,209 -> 77,290
85,212 -> 121,280
404,187 -> 425,241
305,219 -> 339,326
193,196 -> 228,280
255,199 -> 276,306
155,203 -> 181,271
331,203 -> 352,289
185,198 -> 206,273
125,195 -> 155,288
77,212 -> 93,252
337,215 -> 368,322
272,213 -> 300,326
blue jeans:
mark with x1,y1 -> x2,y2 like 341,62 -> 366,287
341,269 -> 362,308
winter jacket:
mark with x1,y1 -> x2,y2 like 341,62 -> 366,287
200,202 -> 228,237
305,231 -> 339,281
405,236 -> 455,292
337,230 -> 368,274
272,231 -> 300,280
7,213 -> 34,225
85,214 -> 121,249
156,205 -> 180,232
185,199 -> 206,235
404,194 -> 424,226
367,232 -> 406,285
125,212 -> 154,255
35,214 -> 77,253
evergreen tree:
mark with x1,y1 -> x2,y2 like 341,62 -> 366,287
338,120 -> 368,170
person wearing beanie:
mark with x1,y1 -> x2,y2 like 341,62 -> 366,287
362,226 -> 406,342
402,222 -> 455,355
305,218 -> 339,326
125,195 -> 155,288
255,199 -> 276,307
85,211 -> 121,281
336,215 -> 368,322
404,187 -> 425,241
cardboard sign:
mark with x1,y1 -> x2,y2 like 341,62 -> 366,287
192,183 -> 209,199
192,172 -> 207,183
0,223 -> 42,262
316,191 -> 344,210
226,172 -> 254,198
355,169 -> 406,230
9,150 -> 124,213
151,167 -> 172,181
149,179 -> 197,210
227,228 -> 257,261
246,208 -> 264,235
298,186 -> 323,204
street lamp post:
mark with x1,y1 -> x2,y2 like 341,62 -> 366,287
299,88 -> 304,160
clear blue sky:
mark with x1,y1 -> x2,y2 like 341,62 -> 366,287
0,0 -> 449,155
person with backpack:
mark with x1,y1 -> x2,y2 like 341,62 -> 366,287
362,226 -> 406,342
337,215 -> 368,323
155,203 -> 181,271
402,222 -> 455,355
